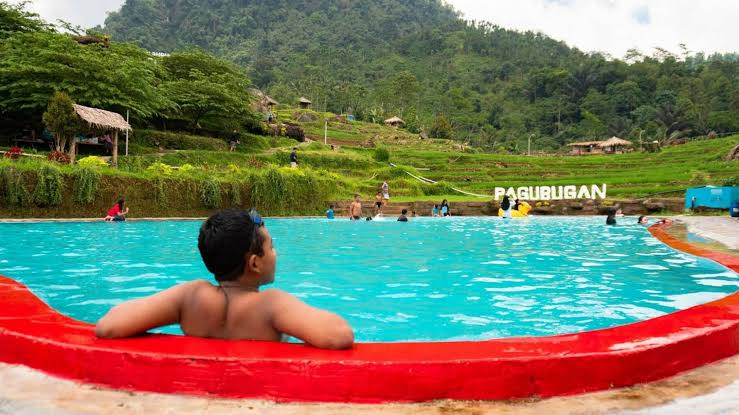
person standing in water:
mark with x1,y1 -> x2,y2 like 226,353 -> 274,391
397,209 -> 409,222
374,191 -> 383,216
440,199 -> 451,216
501,196 -> 512,219
606,208 -> 619,225
326,205 -> 335,219
349,195 -> 363,220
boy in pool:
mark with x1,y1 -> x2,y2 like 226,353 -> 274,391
95,209 -> 354,349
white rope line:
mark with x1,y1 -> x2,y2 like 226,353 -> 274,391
399,165 -> 490,198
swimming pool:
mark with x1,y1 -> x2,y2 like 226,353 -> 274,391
2,217 -> 736,342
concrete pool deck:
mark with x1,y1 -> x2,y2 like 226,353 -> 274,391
676,216 -> 739,251
1,356 -> 738,415
0,215 -> 738,413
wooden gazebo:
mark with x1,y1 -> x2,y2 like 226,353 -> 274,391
73,104 -> 131,166
298,97 -> 312,109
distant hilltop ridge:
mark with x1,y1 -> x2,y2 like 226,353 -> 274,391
101,0 -> 739,151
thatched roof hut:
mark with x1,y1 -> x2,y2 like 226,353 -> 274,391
73,104 -> 130,166
73,105 -> 130,131
264,95 -> 279,106
298,97 -> 312,109
598,137 -> 632,148
384,116 -> 405,128
249,89 -> 280,113
598,136 -> 633,154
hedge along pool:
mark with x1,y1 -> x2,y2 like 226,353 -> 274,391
0,217 -> 736,342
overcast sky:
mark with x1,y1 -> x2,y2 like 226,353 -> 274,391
8,0 -> 739,58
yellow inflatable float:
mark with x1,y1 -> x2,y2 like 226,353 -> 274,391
498,201 -> 532,218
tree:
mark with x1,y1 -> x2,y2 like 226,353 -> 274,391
0,31 -> 169,117
429,113 -> 453,139
42,92 -> 81,162
160,50 -> 258,131
0,1 -> 51,39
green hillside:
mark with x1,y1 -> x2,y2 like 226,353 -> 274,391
102,0 -> 739,151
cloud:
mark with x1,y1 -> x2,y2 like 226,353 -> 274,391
447,0 -> 739,58
631,5 -> 651,25
7,0 -> 125,29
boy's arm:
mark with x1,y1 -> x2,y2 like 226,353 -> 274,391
95,281 -> 198,339
266,289 -> 354,349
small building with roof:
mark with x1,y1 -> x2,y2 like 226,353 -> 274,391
598,136 -> 633,154
298,97 -> 312,109
384,116 -> 405,128
567,137 -> 633,155
72,104 -> 131,166
566,140 -> 603,155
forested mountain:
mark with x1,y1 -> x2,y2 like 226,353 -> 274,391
103,0 -> 738,151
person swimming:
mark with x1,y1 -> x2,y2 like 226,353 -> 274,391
95,209 -> 354,349
397,209 -> 409,222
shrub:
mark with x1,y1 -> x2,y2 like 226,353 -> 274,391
200,179 -> 222,208
47,150 -> 70,164
178,163 -> 195,174
689,170 -> 711,185
135,130 -> 227,151
229,181 -> 242,206
373,147 -> 390,162
421,181 -> 454,196
73,167 -> 99,204
147,161 -> 174,176
77,156 -> 108,169
1,166 -> 31,206
4,146 -> 23,160
722,175 -> 739,187
32,164 -> 63,207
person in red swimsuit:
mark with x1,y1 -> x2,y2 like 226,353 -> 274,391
105,197 -> 129,221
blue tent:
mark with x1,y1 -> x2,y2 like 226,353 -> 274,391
685,186 -> 739,209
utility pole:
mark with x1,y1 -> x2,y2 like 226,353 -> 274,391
125,110 -> 129,156
528,133 -> 534,156
324,119 -> 328,145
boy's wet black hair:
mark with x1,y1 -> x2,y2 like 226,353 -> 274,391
401,209 -> 408,215
198,209 -> 265,282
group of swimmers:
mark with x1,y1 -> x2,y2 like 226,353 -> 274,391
606,207 -> 671,226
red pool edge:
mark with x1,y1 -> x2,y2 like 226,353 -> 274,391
0,223 -> 737,403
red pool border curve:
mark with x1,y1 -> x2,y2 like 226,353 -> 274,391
0,223 -> 738,403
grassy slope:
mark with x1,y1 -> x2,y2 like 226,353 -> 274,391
4,110 -> 735,213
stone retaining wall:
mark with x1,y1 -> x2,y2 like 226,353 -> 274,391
333,198 -> 689,216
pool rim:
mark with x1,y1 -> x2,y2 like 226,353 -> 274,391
0,222 -> 737,403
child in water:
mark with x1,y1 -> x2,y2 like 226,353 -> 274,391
95,209 -> 354,349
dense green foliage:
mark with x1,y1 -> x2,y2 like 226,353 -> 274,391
0,0 -> 51,39
31,164 -> 63,207
0,31 -> 167,118
42,92 -> 81,154
102,0 -> 739,150
0,3 -> 260,137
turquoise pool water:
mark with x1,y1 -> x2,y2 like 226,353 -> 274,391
1,217 -> 737,342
